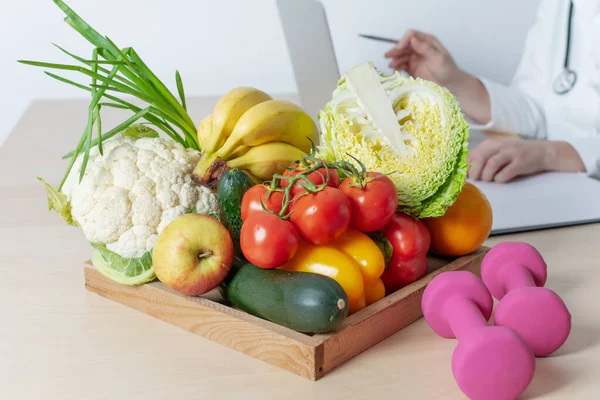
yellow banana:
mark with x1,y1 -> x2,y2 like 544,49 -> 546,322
227,142 -> 305,180
230,145 -> 250,159
196,114 -> 212,150
242,170 -> 264,185
198,115 -> 248,157
206,87 -> 272,154
214,100 -> 319,159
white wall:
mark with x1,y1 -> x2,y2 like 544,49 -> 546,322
325,0 -> 542,84
1,0 -> 541,145
0,0 -> 297,145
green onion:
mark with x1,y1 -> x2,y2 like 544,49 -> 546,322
176,70 -> 187,111
91,48 -> 103,156
18,0 -> 198,188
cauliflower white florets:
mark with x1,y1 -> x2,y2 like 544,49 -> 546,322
62,136 -> 221,258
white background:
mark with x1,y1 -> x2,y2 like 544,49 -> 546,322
1,0 -> 541,146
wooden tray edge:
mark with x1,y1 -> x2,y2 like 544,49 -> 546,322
84,262 -> 322,380
313,247 -> 488,374
83,247 -> 489,381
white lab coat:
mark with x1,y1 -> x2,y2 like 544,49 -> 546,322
472,0 -> 600,178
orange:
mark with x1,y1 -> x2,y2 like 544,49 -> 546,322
423,182 -> 493,257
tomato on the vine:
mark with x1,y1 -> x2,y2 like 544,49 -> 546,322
281,161 -> 341,196
240,212 -> 300,269
339,172 -> 398,232
290,187 -> 351,245
241,185 -> 284,222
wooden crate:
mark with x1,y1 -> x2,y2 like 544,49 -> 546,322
84,247 -> 487,380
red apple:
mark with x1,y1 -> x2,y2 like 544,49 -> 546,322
152,214 -> 233,296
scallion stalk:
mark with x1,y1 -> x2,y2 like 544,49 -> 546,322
18,0 -> 199,188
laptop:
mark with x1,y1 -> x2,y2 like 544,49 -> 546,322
276,0 -> 340,122
276,0 -> 600,235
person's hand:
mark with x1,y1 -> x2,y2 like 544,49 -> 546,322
468,139 -> 586,183
467,139 -> 550,183
384,29 -> 462,86
384,29 -> 492,124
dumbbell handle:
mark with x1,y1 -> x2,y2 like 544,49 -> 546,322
500,263 -> 537,298
444,296 -> 489,341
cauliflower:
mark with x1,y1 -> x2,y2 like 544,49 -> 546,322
60,136 -> 221,259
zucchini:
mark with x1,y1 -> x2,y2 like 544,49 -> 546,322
222,263 -> 349,333
217,168 -> 254,239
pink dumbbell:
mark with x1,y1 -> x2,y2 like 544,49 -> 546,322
422,271 -> 535,400
481,242 -> 571,357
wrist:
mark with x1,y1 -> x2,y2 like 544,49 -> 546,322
445,70 -> 491,124
443,69 -> 472,95
541,141 -> 558,172
542,141 -> 586,173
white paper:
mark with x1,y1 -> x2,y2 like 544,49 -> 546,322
470,173 -> 600,234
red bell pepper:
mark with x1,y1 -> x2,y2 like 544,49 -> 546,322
379,212 -> 431,294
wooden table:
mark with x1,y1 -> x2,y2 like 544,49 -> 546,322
2,99 -> 599,399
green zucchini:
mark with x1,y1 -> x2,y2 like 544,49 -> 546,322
217,168 -> 254,239
222,263 -> 349,333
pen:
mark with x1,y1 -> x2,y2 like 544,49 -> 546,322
358,34 -> 399,44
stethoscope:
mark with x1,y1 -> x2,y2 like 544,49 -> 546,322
553,0 -> 578,94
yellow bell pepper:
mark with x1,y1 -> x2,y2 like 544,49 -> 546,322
364,278 -> 385,306
331,229 -> 385,281
281,229 -> 386,315
349,294 -> 367,314
281,242 -> 365,305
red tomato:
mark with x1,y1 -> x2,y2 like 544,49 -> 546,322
339,172 -> 398,232
290,187 -> 351,245
241,185 -> 284,222
380,256 -> 428,294
281,162 -> 341,196
240,212 -> 300,269
384,212 -> 431,260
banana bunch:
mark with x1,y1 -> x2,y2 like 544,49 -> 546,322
193,87 -> 319,189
